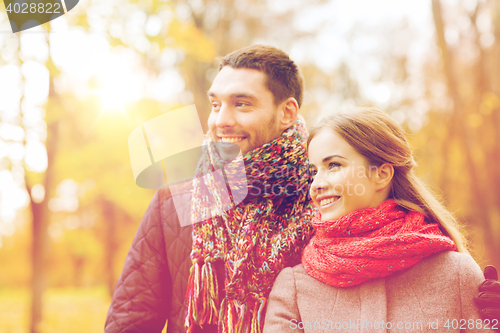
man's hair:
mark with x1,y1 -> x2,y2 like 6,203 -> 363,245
218,45 -> 304,108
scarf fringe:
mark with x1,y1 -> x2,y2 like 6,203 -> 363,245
218,297 -> 266,333
202,261 -> 219,323
250,298 -> 266,333
185,261 -> 219,332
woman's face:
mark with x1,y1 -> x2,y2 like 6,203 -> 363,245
308,128 -> 382,221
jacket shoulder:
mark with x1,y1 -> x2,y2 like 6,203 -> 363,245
157,178 -> 194,202
413,251 -> 479,273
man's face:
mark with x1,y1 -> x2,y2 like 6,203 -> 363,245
207,67 -> 283,156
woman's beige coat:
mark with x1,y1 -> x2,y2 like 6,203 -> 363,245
264,251 -> 492,332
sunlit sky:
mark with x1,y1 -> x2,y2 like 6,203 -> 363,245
0,0 -> 471,245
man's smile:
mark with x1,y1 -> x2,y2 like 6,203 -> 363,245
218,136 -> 246,143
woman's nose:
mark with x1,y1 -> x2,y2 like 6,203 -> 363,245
310,171 -> 328,193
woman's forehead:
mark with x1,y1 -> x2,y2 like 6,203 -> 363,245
308,129 -> 364,165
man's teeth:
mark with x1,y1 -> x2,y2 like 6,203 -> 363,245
220,137 -> 245,143
320,197 -> 338,206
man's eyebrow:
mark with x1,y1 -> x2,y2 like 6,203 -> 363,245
230,93 -> 257,100
206,91 -> 257,100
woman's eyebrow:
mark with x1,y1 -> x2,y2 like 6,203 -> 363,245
309,155 -> 347,168
322,154 -> 347,163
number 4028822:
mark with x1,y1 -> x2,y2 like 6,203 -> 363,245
5,2 -> 62,14
443,319 -> 499,330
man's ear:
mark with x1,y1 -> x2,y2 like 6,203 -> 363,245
279,97 -> 299,131
374,163 -> 394,192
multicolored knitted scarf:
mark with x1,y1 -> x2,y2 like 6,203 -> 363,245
302,199 -> 457,287
185,117 -> 315,333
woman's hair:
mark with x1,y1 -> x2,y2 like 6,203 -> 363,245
307,107 -> 468,253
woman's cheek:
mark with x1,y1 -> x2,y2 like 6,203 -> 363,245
331,168 -> 348,183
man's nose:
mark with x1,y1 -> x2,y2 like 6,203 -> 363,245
215,104 -> 236,128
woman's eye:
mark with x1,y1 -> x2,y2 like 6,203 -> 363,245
211,102 -> 220,110
309,168 -> 317,176
329,162 -> 341,170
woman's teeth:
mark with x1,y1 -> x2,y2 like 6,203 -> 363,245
220,137 -> 245,143
320,197 -> 339,207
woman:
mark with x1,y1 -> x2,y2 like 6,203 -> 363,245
263,108 -> 496,332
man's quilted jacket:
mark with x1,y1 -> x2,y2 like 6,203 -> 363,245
104,187 -> 201,333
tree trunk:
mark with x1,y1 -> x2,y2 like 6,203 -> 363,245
26,25 -> 60,332
27,118 -> 58,333
101,198 -> 117,297
432,0 -> 496,257
28,199 -> 46,333
470,1 -> 500,269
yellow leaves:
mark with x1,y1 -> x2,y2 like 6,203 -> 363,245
24,169 -> 46,197
467,113 -> 483,128
44,96 -> 65,124
470,137 -> 485,166
47,97 -> 166,221
63,228 -> 102,258
488,209 -> 500,236
479,92 -> 500,115
168,19 -> 217,63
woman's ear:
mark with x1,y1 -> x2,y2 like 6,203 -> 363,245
374,163 -> 394,192
279,97 -> 299,131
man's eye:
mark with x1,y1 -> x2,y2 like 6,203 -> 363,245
309,168 -> 317,176
329,162 -> 341,170
211,102 -> 220,110
235,102 -> 247,107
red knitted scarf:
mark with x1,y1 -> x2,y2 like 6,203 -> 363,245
302,199 -> 457,287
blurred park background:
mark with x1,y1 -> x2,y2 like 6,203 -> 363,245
0,0 -> 499,332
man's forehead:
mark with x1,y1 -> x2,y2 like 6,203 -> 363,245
208,66 -> 269,97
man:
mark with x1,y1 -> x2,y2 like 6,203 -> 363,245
105,45 -> 500,333
105,45 -> 315,333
